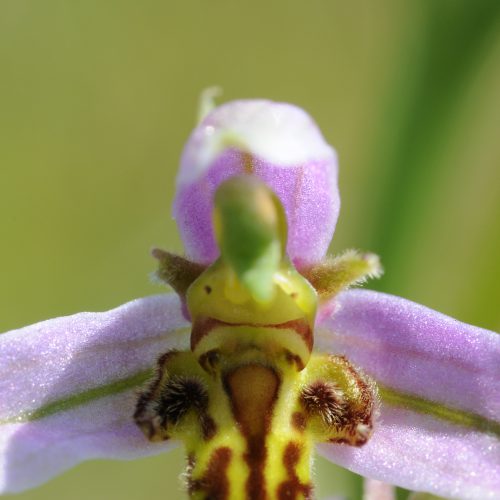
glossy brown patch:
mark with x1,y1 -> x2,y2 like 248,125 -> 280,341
188,447 -> 232,500
224,364 -> 280,438
224,364 -> 280,500
277,442 -> 313,500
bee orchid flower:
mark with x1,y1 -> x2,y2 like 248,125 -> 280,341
1,99 -> 498,500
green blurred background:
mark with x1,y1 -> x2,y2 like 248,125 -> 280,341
1,1 -> 499,499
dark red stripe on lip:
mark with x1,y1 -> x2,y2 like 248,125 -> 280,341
188,447 -> 232,499
190,316 -> 313,352
277,442 -> 313,499
223,364 -> 281,500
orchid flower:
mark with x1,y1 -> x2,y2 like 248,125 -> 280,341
1,99 -> 499,500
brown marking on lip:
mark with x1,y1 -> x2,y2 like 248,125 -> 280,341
277,442 -> 313,499
191,317 -> 223,350
188,447 -> 232,499
284,351 -> 305,371
191,316 -> 313,351
198,349 -> 220,373
263,318 -> 313,351
200,413 -> 217,441
291,411 -> 307,433
223,364 -> 280,500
